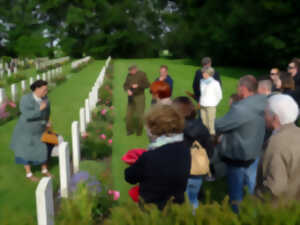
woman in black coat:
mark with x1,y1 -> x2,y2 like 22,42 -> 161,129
125,104 -> 191,209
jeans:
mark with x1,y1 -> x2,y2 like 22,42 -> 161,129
186,177 -> 203,209
227,158 -> 259,213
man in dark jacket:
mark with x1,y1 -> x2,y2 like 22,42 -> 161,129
215,75 -> 267,213
288,58 -> 300,90
155,65 -> 173,95
192,57 -> 222,102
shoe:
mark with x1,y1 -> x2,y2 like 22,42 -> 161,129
42,171 -> 54,178
27,175 -> 40,182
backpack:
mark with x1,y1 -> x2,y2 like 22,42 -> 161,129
190,141 -> 210,175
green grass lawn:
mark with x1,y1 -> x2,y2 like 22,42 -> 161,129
0,60 -> 104,225
112,58 -> 266,202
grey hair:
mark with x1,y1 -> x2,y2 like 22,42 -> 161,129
258,80 -> 272,92
267,94 -> 299,125
201,57 -> 212,66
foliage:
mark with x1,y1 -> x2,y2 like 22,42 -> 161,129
6,73 -> 26,85
104,195 -> 300,225
56,183 -> 118,225
51,74 -> 67,86
0,100 -> 19,126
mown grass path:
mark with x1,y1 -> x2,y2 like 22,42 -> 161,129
112,58 -> 264,202
0,60 -> 104,225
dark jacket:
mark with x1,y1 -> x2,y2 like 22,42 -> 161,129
215,94 -> 267,167
193,69 -> 222,101
184,119 -> 214,158
293,72 -> 300,90
156,75 -> 173,95
125,141 -> 191,209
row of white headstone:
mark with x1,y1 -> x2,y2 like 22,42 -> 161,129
35,56 -> 112,225
0,67 -> 63,104
71,56 -> 92,70
36,57 -> 70,70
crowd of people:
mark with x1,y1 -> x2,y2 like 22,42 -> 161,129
124,57 -> 300,213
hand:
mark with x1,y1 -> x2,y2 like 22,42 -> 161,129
46,121 -> 52,128
128,89 -> 133,96
40,101 -> 47,111
132,84 -> 138,89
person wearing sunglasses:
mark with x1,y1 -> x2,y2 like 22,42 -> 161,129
269,68 -> 280,92
287,58 -> 300,90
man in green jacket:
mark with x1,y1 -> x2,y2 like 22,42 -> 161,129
124,65 -> 150,136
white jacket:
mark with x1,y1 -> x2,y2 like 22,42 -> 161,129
199,78 -> 222,107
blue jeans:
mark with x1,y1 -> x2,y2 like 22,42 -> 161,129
186,177 -> 203,209
227,158 -> 259,213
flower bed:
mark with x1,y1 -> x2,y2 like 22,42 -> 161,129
80,63 -> 114,160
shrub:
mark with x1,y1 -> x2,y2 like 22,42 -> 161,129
52,74 -> 67,85
81,133 -> 112,160
104,195 -> 300,225
6,73 -> 26,85
56,177 -> 118,225
0,100 -> 19,126
0,80 -> 5,88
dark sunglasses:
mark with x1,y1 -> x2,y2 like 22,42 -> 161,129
270,73 -> 277,76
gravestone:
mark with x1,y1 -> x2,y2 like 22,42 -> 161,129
43,73 -> 47,81
21,80 -> 26,92
72,121 -> 81,173
0,88 -> 6,104
7,69 -> 11,77
30,77 -> 34,85
36,177 -> 54,225
59,142 -> 71,198
11,84 -> 17,102
79,108 -> 86,135
85,99 -> 91,123
37,74 -> 41,80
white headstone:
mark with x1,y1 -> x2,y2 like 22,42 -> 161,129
11,84 -> 17,102
59,142 -> 71,198
72,121 -> 81,173
47,73 -> 51,81
14,67 -> 18,74
43,73 -> 47,81
79,108 -> 86,135
85,99 -> 91,123
36,177 -> 54,225
7,69 -> 11,77
21,80 -> 26,92
37,74 -> 41,80
30,77 -> 34,85
0,88 -> 6,104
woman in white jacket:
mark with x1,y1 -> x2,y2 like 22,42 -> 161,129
199,67 -> 222,135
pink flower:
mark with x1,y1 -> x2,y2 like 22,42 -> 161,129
108,139 -> 112,144
101,109 -> 107,115
82,132 -> 89,139
100,134 -> 106,140
108,190 -> 120,201
8,101 -> 16,108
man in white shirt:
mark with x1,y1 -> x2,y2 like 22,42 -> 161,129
199,67 -> 222,135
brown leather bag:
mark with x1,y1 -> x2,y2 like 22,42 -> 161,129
190,141 -> 210,176
41,129 -> 59,145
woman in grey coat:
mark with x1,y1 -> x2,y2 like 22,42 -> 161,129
11,80 -> 53,182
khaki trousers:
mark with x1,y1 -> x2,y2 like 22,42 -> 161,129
200,106 -> 216,135
126,94 -> 145,135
